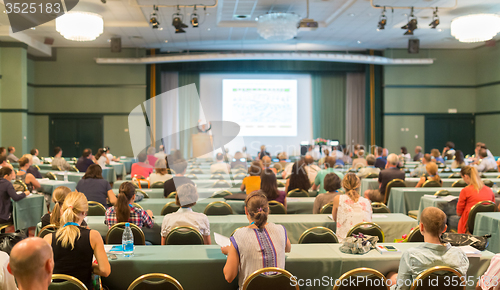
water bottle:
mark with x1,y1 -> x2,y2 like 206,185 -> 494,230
122,222 -> 134,257
63,171 -> 68,182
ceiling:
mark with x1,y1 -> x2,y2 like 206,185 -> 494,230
2,0 -> 500,54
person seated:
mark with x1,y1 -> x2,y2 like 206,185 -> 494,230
131,152 -> 154,179
104,146 -> 120,162
318,148 -> 330,167
261,156 -> 277,174
230,152 -> 247,171
221,190 -> 291,288
8,237 -> 54,290
260,169 -> 287,208
241,161 -> 262,194
399,146 -> 411,162
413,146 -> 423,162
51,147 -> 71,171
305,145 -> 321,161
6,147 -> 18,163
146,146 -> 158,168
21,154 -> 42,179
273,152 -> 289,172
0,156 -> 12,170
163,158 -> 194,198
94,148 -> 110,168
285,160 -> 311,194
342,148 -> 352,165
364,153 -> 405,203
313,173 -> 341,214
41,186 -> 88,228
76,149 -> 95,173
374,147 -> 388,170
0,250 -> 16,290
312,157 -> 344,194
442,141 -> 456,160
475,142 -> 494,163
105,182 -> 154,228
357,154 -> 380,179
0,147 -> 5,158
210,153 -> 230,174
477,254 -> 500,290
387,207 -> 468,290
351,144 -> 360,159
30,148 -> 41,165
457,166 -> 495,234
149,158 -> 173,184
303,155 -> 321,183
161,184 -> 210,245
331,173 -> 372,241
16,157 -> 41,192
0,167 -> 30,225
415,162 -> 442,187
43,191 -> 110,289
410,154 -> 431,177
474,148 -> 498,172
451,150 -> 467,169
258,145 -> 270,160
153,145 -> 166,160
431,149 -> 444,164
76,164 -> 116,208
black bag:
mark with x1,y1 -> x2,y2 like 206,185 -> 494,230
441,232 -> 491,251
0,231 -> 27,255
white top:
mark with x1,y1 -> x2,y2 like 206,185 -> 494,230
336,195 -> 372,241
160,207 -> 210,237
283,163 -> 320,183
106,153 -> 114,161
154,152 -> 166,159
97,156 -> 107,168
149,172 -> 173,184
0,252 -> 16,290
32,156 -> 41,165
357,166 -> 380,178
210,162 -> 230,174
480,253 -> 500,290
400,153 -> 412,162
306,150 -> 321,160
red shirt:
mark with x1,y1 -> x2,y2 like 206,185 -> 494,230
131,162 -> 153,179
456,184 -> 495,234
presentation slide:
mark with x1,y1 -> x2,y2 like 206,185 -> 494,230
222,79 -> 298,136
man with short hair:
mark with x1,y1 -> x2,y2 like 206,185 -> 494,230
413,146 -> 423,162
312,157 -> 344,194
0,148 -> 5,157
210,153 -> 230,174
388,207 -> 468,290
8,237 -> 54,290
475,142 -> 494,162
163,158 -> 194,198
475,148 -> 498,172
410,154 -> 432,177
51,147 -> 71,171
6,147 -> 18,163
30,148 -> 41,165
357,154 -> 380,178
374,147 -> 387,170
76,148 -> 95,172
0,156 -> 13,170
364,153 -> 405,202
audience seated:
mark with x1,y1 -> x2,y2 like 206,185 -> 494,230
364,153 -> 405,203
30,148 -> 41,165
474,148 -> 498,172
8,237 -> 54,290
161,183 -> 211,245
0,250 -> 16,290
224,148 -> 233,162
261,156 -> 277,174
241,161 -> 262,194
105,146 -> 120,162
413,146 -> 423,162
442,141 -> 456,160
312,157 -> 344,193
149,158 -> 173,184
342,148 -> 352,164
41,186 -> 88,228
230,152 -> 248,171
163,158 -> 194,198
260,169 -> 287,207
352,149 -> 368,169
0,156 -> 12,170
399,146 -> 411,162
22,154 -> 42,179
0,167 -> 29,224
222,190 -> 291,287
457,166 -> 495,234
16,157 -> 41,192
313,173 -> 341,214
387,207 -> 468,290
318,148 -> 330,167
272,152 -> 289,172
131,153 -> 154,179
76,148 -> 95,172
374,147 -> 388,170
153,145 -> 167,160
258,145 -> 270,160
0,147 -> 5,158
352,144 -> 360,158
43,191 -> 110,289
305,145 -> 321,160
357,154 -> 380,178
411,154 -> 431,177
477,254 -> 500,290
95,148 -> 110,168
76,164 -> 116,208
475,142 -> 494,162
146,146 -> 158,168
6,147 -> 18,163
415,162 -> 442,187
451,150 -> 467,169
431,149 -> 444,164
331,173 -> 372,241
285,160 -> 311,193
105,182 -> 154,228
210,153 -> 230,174
51,147 -> 71,171
303,156 -> 321,183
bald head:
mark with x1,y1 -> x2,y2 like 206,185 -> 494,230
420,207 -> 447,237
9,237 -> 53,282
304,155 -> 314,165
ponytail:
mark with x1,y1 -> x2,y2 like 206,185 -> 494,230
342,173 -> 361,202
461,166 -> 483,192
56,191 -> 88,249
116,182 -> 135,223
245,190 -> 269,229
50,186 -> 72,226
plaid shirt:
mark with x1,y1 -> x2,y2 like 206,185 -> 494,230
105,205 -> 154,228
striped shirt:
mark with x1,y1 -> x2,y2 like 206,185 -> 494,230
105,206 -> 154,228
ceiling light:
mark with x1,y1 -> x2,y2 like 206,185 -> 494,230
357,40 -> 361,44
191,6 -> 199,28
150,6 -> 160,29
172,6 -> 188,33
55,12 -> 103,41
401,7 -> 417,35
164,40 -> 168,43
378,7 -> 387,30
257,12 -> 300,41
348,13 -> 355,17
429,8 -> 439,29
451,14 -> 500,43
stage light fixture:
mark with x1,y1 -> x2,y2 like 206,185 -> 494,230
429,8 -> 439,29
401,7 -> 417,35
172,6 -> 188,33
378,7 -> 387,30
190,6 -> 199,27
150,6 -> 160,29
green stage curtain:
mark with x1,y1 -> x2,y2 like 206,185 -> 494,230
312,73 -> 346,143
178,72 -> 200,159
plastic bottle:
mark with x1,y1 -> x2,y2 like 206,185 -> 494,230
122,222 -> 134,257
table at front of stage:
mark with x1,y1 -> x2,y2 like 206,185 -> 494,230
12,194 -> 46,230
474,212 -> 500,253
87,213 -> 416,245
101,243 -> 493,290
388,187 -> 462,215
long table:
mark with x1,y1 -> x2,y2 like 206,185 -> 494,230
361,178 -> 500,194
101,243 -> 493,290
388,187 -> 462,215
87,213 -> 416,245
37,179 -> 76,194
474,212 -> 500,253
12,194 -> 46,230
40,167 -> 116,183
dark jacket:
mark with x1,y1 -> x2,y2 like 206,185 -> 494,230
27,166 -> 42,179
0,178 -> 26,221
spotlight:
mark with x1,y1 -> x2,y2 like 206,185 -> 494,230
150,6 -> 160,29
378,7 -> 387,30
191,6 -> 199,28
402,7 -> 417,35
429,8 -> 439,29
172,6 -> 188,33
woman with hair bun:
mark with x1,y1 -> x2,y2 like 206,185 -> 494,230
331,173 -> 372,241
43,191 -> 110,289
105,182 -> 154,228
221,190 -> 291,288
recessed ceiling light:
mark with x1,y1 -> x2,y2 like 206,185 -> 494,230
207,28 -> 211,31
165,40 -> 168,43
348,13 -> 355,17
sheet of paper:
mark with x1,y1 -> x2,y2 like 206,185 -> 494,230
214,232 -> 231,247
423,195 -> 438,199
372,214 -> 388,218
328,215 -> 333,220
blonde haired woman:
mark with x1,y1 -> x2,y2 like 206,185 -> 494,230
40,186 -> 89,228
43,191 -> 110,289
457,166 -> 495,234
331,173 -> 372,241
415,162 -> 442,187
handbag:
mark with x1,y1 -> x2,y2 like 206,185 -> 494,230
340,233 -> 378,254
441,232 -> 491,251
0,231 -> 27,255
